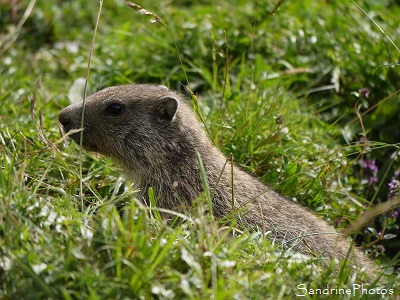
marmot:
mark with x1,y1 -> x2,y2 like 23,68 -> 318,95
58,84 -> 378,279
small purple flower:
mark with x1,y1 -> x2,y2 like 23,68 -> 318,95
360,159 -> 378,184
388,179 -> 400,191
360,159 -> 378,173
360,87 -> 370,98
392,208 -> 400,219
388,179 -> 400,199
395,169 -> 400,178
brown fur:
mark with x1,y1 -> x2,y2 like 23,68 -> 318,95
59,84 -> 379,279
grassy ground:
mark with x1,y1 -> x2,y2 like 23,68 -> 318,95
1,0 -> 400,299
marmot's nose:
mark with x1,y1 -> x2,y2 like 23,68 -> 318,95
58,109 -> 72,130
59,105 -> 84,134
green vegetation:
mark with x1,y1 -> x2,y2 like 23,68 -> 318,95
1,0 -> 399,298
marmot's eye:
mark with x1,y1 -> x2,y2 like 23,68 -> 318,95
105,103 -> 125,116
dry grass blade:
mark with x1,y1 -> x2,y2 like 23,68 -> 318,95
126,1 -> 190,98
126,2 -> 162,23
138,9 -> 153,16
126,2 -> 141,10
56,128 -> 84,145
343,195 -> 400,235
352,0 -> 400,54
0,0 -> 37,55
270,0 -> 286,15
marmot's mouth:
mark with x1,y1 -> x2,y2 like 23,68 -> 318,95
61,126 -> 100,153
62,129 -> 81,144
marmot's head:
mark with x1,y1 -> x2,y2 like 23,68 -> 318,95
58,84 -> 201,169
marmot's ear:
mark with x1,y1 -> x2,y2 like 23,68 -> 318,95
155,96 -> 179,124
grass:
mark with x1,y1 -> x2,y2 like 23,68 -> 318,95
1,0 -> 400,299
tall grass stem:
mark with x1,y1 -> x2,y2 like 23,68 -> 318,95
80,0 -> 103,209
